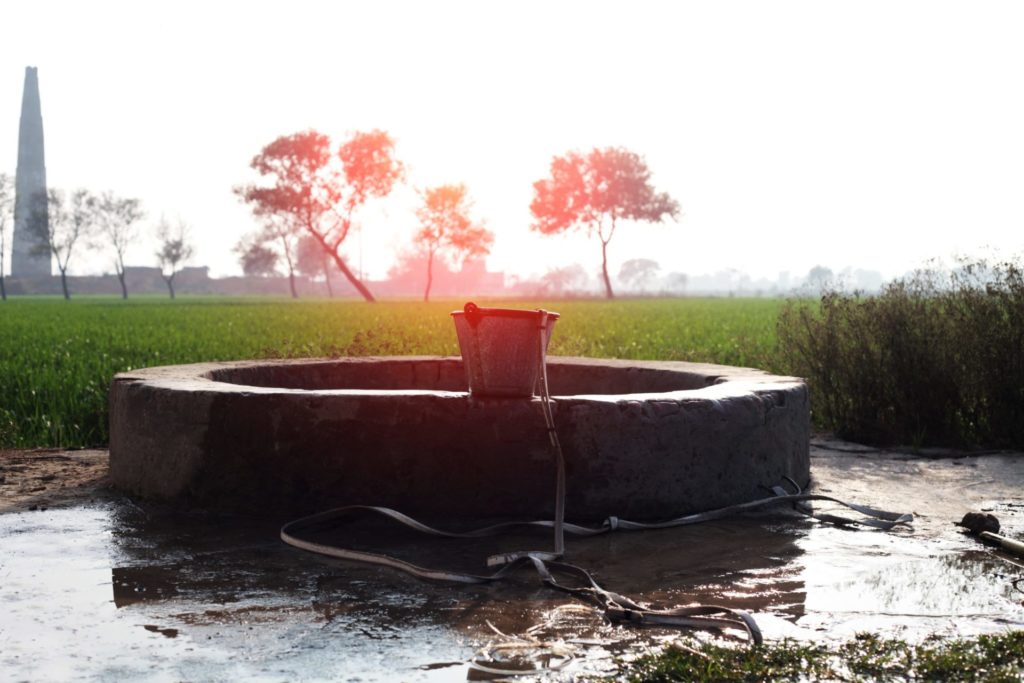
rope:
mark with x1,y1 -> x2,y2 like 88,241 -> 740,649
280,310 -> 914,661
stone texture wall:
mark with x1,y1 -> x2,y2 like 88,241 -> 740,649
110,357 -> 810,520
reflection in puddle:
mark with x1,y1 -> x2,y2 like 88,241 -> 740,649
112,566 -> 180,607
143,624 -> 179,638
833,553 -> 1021,617
799,542 -> 1024,639
2,452 -> 1023,680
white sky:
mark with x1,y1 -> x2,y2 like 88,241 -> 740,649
2,0 -> 1023,282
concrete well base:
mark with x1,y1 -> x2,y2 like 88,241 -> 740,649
109,357 -> 810,520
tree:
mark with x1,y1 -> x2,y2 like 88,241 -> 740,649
96,191 -> 144,299
619,258 -> 661,292
530,147 -> 680,298
28,188 -> 96,300
237,129 -> 404,303
414,184 -> 493,302
665,271 -> 689,295
155,217 -> 194,299
295,233 -> 335,297
806,265 -> 834,294
234,234 -> 279,277
541,263 -> 588,296
257,215 -> 300,298
0,174 -> 12,301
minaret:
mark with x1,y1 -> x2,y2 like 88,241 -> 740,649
11,66 -> 51,277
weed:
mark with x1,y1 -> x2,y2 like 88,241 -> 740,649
778,258 -> 1024,448
624,630 -> 1024,682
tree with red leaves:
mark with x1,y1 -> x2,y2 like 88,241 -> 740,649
530,147 -> 680,299
237,129 -> 403,302
414,184 -> 493,302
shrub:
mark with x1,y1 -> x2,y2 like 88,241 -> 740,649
778,258 -> 1024,448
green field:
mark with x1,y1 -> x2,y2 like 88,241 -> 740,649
0,296 -> 787,448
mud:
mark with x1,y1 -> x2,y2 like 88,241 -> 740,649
1,440 -> 1022,681
0,448 -> 108,513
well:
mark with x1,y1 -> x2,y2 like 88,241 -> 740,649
109,356 -> 809,519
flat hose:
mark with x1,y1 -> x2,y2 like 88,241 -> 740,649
281,311 -> 913,649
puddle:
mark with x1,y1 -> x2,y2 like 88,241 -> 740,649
1,449 -> 1022,680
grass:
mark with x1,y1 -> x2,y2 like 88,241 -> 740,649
623,631 -> 1024,682
0,295 -> 787,448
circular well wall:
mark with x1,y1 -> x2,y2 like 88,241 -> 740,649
109,356 -> 809,520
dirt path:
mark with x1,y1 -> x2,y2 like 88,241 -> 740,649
0,448 -> 110,513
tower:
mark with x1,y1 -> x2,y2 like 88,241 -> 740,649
11,66 -> 51,277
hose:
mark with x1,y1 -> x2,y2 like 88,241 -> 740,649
280,310 -> 914,657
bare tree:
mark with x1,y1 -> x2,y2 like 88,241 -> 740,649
28,188 -> 97,300
155,217 -> 194,300
96,191 -> 144,299
0,174 -> 12,301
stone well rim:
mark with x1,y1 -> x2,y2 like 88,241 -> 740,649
112,355 -> 805,403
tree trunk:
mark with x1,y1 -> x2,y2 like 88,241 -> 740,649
287,270 -> 298,299
60,269 -> 70,300
600,239 -> 614,299
164,275 -> 176,300
329,251 -> 376,302
280,236 -> 299,299
424,251 -> 434,302
308,230 -> 376,302
116,258 -> 128,299
322,255 -> 334,298
0,276 -> 6,301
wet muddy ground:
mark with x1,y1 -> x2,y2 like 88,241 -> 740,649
2,440 -> 1023,681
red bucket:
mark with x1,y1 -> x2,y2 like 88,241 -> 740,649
451,302 -> 560,398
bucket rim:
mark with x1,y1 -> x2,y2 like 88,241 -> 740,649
450,306 -> 560,320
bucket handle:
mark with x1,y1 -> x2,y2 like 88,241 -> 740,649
464,301 -> 482,328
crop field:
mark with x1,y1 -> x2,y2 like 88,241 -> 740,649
0,296 -> 788,448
